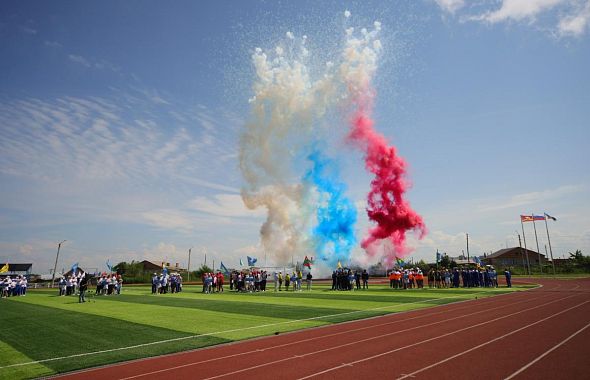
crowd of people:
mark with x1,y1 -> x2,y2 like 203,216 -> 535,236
330,269 -> 369,291
386,266 -> 500,289
94,273 -> 123,296
151,272 -> 183,294
0,275 -> 27,298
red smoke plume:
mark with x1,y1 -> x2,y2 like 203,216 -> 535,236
348,106 -> 426,260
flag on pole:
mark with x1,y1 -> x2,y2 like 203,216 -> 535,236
71,262 -> 78,275
247,256 -> 257,266
396,257 -> 405,267
337,261 -> 342,269
106,260 -> 113,273
473,256 -> 482,267
239,258 -> 244,266
303,256 -> 312,268
0,263 -> 8,273
220,262 -> 230,275
544,213 -> 557,221
162,262 -> 168,275
521,214 -> 545,222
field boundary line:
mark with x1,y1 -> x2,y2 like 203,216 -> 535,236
3,288 -> 518,370
116,291 -> 547,380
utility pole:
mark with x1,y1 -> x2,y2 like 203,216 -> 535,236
51,240 -> 66,287
466,233 -> 470,263
518,233 -> 530,275
187,247 -> 192,282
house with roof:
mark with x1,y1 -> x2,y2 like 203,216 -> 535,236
482,247 -> 546,268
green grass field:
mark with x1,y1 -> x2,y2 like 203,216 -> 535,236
0,282 -> 528,379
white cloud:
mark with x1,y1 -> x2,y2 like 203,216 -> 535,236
469,0 -> 567,24
438,0 -> 590,38
477,185 -> 585,212
434,0 -> 466,14
69,54 -> 92,67
188,193 -> 266,218
558,1 -> 590,36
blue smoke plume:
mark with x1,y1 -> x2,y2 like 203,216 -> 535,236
304,149 -> 357,267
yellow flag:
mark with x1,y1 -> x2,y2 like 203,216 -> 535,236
337,261 -> 342,269
0,263 -> 8,273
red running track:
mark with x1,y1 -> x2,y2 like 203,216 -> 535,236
54,278 -> 590,380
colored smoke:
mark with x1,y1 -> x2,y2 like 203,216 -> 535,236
304,148 -> 357,267
339,17 -> 426,263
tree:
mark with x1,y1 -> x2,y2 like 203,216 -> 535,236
439,254 -> 450,268
569,250 -> 590,271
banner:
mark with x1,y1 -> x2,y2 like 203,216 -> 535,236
0,263 -> 8,273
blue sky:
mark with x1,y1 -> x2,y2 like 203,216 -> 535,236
1,0 -> 589,274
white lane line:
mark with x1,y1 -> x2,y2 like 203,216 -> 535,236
118,292 -> 541,380
1,291 -> 496,370
504,321 -> 590,380
396,300 -> 590,379
297,293 -> 580,380
196,292 -> 561,380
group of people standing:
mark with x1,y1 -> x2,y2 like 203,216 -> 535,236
331,269 -> 369,291
95,273 -> 123,296
427,267 -> 499,288
388,269 -> 425,289
0,275 -> 27,298
228,270 -> 268,292
151,272 -> 183,294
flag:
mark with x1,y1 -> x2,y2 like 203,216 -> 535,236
106,260 -> 113,272
0,263 -> 8,273
436,251 -> 441,263
220,262 -> 229,275
521,214 -> 545,222
544,213 -> 557,221
162,262 -> 168,275
239,258 -> 244,266
247,256 -> 257,266
71,262 -> 78,275
303,256 -> 312,268
337,261 -> 342,269
473,256 -> 482,267
396,257 -> 405,267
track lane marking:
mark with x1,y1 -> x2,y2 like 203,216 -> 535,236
396,299 -> 590,379
297,293 -> 580,380
504,321 -> 590,380
115,291 -> 533,380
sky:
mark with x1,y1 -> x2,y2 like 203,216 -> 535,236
1,0 -> 589,275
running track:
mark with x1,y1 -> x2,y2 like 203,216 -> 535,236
55,278 -> 590,380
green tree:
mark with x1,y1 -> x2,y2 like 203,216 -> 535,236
569,250 -> 590,271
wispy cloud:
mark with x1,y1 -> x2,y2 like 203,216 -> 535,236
435,0 -> 590,38
433,0 -> 466,15
478,185 -> 585,212
188,193 -> 266,218
0,91 -> 242,231
69,53 -> 121,72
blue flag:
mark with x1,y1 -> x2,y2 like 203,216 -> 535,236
396,257 -> 405,267
436,251 -> 441,263
106,260 -> 113,272
247,256 -> 258,266
71,262 -> 78,275
220,262 -> 229,275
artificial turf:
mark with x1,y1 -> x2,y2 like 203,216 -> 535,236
0,282 -> 526,379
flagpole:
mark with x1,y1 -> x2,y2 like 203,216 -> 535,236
544,216 -> 556,275
520,218 -> 531,274
466,233 -> 470,263
531,213 -> 542,273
